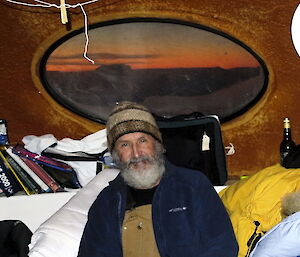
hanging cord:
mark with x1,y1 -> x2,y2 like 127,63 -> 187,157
78,3 -> 94,64
6,0 -> 97,64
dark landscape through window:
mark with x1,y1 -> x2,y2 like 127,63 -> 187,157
40,18 -> 268,123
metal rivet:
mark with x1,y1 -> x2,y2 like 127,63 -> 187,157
137,222 -> 143,230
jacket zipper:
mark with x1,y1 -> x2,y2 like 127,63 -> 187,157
245,221 -> 264,257
117,191 -> 123,255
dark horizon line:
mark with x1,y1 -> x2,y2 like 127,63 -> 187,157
47,65 -> 260,73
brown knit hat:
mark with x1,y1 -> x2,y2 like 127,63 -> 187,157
106,101 -> 162,151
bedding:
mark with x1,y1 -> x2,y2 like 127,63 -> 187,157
28,168 -> 119,257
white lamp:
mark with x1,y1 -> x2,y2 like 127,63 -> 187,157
291,4 -> 300,57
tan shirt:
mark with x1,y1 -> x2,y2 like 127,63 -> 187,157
122,204 -> 160,257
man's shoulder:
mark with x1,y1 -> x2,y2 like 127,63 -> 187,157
92,173 -> 124,201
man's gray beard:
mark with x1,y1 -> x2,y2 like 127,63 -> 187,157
112,142 -> 166,189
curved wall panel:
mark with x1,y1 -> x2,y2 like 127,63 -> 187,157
1,0 -> 300,177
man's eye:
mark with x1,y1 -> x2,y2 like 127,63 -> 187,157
116,142 -> 129,148
139,138 -> 147,143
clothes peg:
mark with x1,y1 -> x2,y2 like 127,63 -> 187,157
60,0 -> 68,24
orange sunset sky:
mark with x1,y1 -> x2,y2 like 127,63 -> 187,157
47,22 -> 260,72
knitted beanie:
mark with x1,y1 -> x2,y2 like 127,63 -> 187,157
106,101 -> 162,151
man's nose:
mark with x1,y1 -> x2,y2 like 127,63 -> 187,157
132,143 -> 141,158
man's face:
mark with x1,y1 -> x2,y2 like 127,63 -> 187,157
114,132 -> 156,171
113,132 -> 165,189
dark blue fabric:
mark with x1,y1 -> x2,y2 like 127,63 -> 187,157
77,161 -> 238,257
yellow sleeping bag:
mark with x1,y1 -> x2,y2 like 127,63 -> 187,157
219,164 -> 300,257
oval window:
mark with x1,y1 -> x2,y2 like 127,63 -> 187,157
40,18 -> 268,123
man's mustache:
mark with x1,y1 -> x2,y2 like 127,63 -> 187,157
127,156 -> 152,168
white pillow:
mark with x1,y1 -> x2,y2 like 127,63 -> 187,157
28,169 -> 119,257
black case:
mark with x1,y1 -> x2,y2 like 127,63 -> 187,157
157,114 -> 227,185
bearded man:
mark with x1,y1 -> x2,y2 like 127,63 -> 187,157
77,101 -> 238,257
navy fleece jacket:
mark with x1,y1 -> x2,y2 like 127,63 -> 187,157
78,161 -> 238,257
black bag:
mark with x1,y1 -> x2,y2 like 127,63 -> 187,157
157,113 -> 228,185
0,220 -> 32,257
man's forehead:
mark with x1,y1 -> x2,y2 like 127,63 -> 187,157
116,132 -> 154,142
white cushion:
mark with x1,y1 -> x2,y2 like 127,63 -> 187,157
28,169 -> 119,257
